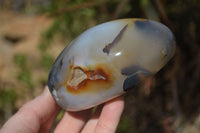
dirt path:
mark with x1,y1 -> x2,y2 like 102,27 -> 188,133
0,11 -> 51,82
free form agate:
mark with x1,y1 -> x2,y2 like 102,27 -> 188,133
48,19 -> 175,111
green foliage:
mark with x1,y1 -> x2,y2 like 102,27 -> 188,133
38,42 -> 48,52
140,0 -> 159,21
40,8 -> 96,47
13,54 -> 34,89
0,88 -> 17,120
42,20 -> 60,41
14,54 -> 26,67
0,89 -> 17,107
117,118 -> 134,133
38,1 -> 99,77
17,69 -> 32,87
56,110 -> 65,121
41,54 -> 54,71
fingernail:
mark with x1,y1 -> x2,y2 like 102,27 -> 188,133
42,86 -> 51,96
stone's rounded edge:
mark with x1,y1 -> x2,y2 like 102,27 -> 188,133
47,18 -> 176,111
48,67 -> 55,93
64,92 -> 124,111
132,19 -> 176,72
166,31 -> 176,61
134,19 -> 175,43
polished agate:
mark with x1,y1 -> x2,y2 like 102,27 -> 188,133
48,19 -> 175,111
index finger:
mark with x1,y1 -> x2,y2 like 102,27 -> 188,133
94,96 -> 124,133
1,86 -> 60,133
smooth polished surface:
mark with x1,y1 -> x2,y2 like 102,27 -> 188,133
48,19 -> 176,111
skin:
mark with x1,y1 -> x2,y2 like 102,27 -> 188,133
0,86 -> 124,133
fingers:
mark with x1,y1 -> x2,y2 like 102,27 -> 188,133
55,96 -> 124,133
94,96 -> 124,133
54,109 -> 92,133
38,106 -> 60,133
20,86 -> 60,125
55,97 -> 124,133
1,87 -> 124,133
0,86 -> 60,133
81,105 -> 103,133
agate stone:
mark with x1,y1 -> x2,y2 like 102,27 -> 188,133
48,19 -> 176,111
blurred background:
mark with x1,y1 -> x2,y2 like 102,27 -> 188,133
0,0 -> 199,132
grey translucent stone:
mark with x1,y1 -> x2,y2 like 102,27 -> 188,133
48,19 -> 176,111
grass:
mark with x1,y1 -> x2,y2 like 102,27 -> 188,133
41,54 -> 54,71
13,54 -> 34,89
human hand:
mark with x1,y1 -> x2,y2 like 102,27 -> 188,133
0,86 -> 124,133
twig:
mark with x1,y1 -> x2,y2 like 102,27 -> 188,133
52,0 -> 109,16
112,0 -> 130,19
169,49 -> 182,117
153,0 -> 173,29
171,77 -> 181,117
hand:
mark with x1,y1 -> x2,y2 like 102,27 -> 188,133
0,86 -> 124,133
